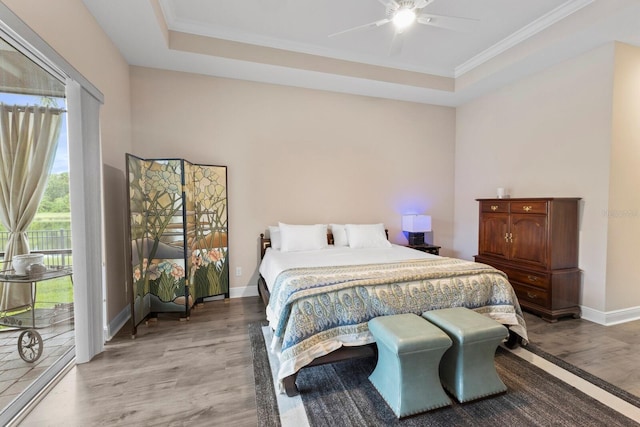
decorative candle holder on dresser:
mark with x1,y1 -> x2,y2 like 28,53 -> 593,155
474,198 -> 581,322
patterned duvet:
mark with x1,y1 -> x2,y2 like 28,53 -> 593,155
266,257 -> 528,389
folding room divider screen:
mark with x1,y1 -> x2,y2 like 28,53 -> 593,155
126,154 -> 228,335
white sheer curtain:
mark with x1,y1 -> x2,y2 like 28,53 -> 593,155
0,104 -> 63,311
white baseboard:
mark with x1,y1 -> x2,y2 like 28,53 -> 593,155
106,304 -> 131,341
580,305 -> 640,326
229,284 -> 259,298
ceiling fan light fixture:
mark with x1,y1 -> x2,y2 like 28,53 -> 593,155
393,8 -> 416,31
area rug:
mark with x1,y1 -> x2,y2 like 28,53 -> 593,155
249,323 -> 639,426
250,322 -> 281,427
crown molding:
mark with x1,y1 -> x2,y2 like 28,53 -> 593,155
454,0 -> 595,78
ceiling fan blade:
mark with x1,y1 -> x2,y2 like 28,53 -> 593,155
417,13 -> 478,32
329,18 -> 391,38
388,31 -> 405,56
414,0 -> 435,8
376,0 -> 399,8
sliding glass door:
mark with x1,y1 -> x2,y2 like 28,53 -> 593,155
0,33 -> 74,422
0,3 -> 105,423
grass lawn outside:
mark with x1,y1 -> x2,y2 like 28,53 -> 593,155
0,275 -> 73,331
35,276 -> 73,305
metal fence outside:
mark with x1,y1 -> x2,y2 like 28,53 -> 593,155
0,229 -> 72,267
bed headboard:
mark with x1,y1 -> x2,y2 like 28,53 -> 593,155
259,229 -> 389,259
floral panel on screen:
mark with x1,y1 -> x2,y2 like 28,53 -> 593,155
126,154 -> 228,335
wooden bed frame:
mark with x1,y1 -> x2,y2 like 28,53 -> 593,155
258,232 -> 377,396
257,231 -> 521,396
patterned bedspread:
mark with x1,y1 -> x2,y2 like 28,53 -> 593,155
266,257 -> 528,389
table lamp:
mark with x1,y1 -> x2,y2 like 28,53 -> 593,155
402,214 -> 431,245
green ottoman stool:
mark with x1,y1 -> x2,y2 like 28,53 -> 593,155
368,313 -> 452,418
422,307 -> 509,403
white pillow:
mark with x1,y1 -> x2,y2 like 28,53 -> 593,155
278,222 -> 328,252
330,224 -> 348,247
345,223 -> 391,249
268,226 -> 281,250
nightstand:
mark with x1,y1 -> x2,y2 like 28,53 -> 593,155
406,244 -> 441,255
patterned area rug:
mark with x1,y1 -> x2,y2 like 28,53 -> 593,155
249,322 -> 281,427
249,322 -> 639,426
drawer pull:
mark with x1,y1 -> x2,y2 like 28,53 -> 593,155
523,205 -> 532,212
527,275 -> 538,282
491,205 -> 498,211
527,292 -> 538,299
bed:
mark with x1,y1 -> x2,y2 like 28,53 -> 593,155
258,223 -> 528,396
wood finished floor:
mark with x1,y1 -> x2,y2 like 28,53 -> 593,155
17,297 -> 640,426
524,310 -> 640,396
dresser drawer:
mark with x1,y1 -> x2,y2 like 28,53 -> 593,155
481,201 -> 509,213
512,282 -> 549,307
501,267 -> 549,289
510,201 -> 547,214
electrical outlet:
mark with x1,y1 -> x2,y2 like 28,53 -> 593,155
235,266 -> 242,277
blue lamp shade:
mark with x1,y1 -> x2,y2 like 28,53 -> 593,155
402,215 -> 432,245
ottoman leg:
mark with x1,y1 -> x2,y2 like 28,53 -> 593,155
440,338 -> 507,402
370,344 -> 451,418
368,313 -> 452,418
423,308 -> 509,403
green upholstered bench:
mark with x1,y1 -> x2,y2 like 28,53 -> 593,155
368,313 -> 452,418
422,307 -> 509,403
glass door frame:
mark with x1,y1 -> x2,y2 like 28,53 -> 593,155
0,4 -> 106,425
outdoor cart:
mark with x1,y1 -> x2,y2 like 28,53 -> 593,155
0,263 -> 73,363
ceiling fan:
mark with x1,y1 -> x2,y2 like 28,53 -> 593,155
329,0 -> 478,52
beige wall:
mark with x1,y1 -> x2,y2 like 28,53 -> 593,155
454,44 -> 615,313
6,0 -> 640,326
130,66 -> 456,294
606,42 -> 640,311
3,0 -> 133,324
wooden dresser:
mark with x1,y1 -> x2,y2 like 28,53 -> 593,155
474,198 -> 581,322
